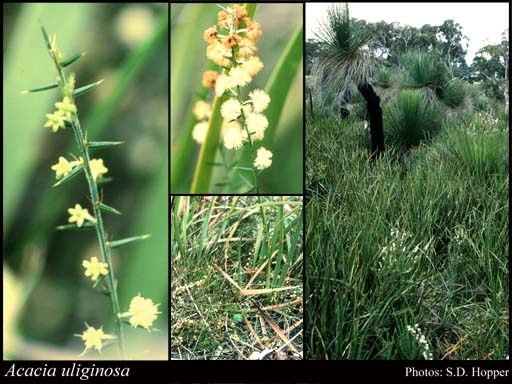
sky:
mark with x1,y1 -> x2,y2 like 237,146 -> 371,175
306,2 -> 509,64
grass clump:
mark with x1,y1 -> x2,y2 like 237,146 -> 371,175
386,89 -> 441,148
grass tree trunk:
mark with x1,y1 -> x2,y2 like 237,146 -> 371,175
357,83 -> 384,159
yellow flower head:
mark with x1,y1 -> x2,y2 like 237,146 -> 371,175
248,89 -> 271,113
193,100 -> 212,121
55,97 -> 77,120
49,34 -> 63,65
90,159 -> 108,181
192,121 -> 209,144
239,55 -> 264,77
245,112 -> 268,141
51,156 -> 74,179
121,294 -> 160,331
254,147 -> 272,170
222,33 -> 241,49
220,98 -> 242,121
44,111 -> 67,133
203,26 -> 218,44
202,70 -> 218,89
82,257 -> 109,282
77,324 -> 116,356
222,121 -> 244,150
68,203 -> 96,227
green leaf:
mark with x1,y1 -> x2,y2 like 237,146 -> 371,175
98,202 -> 122,215
56,222 -> 95,231
190,93 -> 227,193
52,164 -> 84,187
263,24 -> 303,146
73,79 -> 104,97
92,274 -> 106,289
20,82 -> 59,94
96,177 -> 113,186
108,234 -> 151,249
61,52 -> 87,67
40,24 -> 51,49
88,141 -> 124,149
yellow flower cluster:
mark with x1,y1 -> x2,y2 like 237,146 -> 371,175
193,4 -> 273,172
119,294 -> 160,331
44,96 -> 77,133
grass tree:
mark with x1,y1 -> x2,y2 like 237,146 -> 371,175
312,3 -> 385,158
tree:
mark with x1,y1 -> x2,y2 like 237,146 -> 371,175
312,3 -> 384,159
470,30 -> 509,107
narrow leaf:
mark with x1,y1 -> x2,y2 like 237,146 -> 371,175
73,79 -> 104,97
56,222 -> 95,231
92,274 -> 106,289
21,82 -> 59,94
40,25 -> 51,49
88,141 -> 124,149
52,164 -> 84,187
108,234 -> 151,249
61,52 -> 87,67
96,177 -> 113,186
263,24 -> 303,145
98,202 -> 122,215
190,93 -> 227,193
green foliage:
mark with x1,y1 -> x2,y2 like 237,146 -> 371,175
386,89 -> 441,148
445,114 -> 508,179
312,3 -> 373,102
171,196 -> 303,360
401,50 -> 448,89
306,108 -> 509,360
376,66 -> 393,88
441,79 -> 467,108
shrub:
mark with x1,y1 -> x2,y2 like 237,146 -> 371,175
386,89 -> 442,148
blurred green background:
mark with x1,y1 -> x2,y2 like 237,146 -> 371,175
3,3 -> 168,360
170,3 -> 303,194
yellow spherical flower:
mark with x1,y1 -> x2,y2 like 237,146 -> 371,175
223,121 -> 244,150
248,89 -> 270,113
239,55 -> 264,77
192,121 -> 209,144
193,100 -> 211,121
254,147 -> 272,170
68,203 -> 96,227
121,294 -> 160,331
229,67 -> 251,88
245,113 -> 268,141
222,33 -> 241,49
206,41 -> 232,67
221,98 -> 242,121
55,97 -> 77,120
51,156 -> 74,179
203,26 -> 218,44
215,74 -> 233,96
77,324 -> 116,356
238,38 -> 258,58
82,257 -> 108,282
90,159 -> 108,181
247,20 -> 263,43
44,111 -> 66,133
202,70 -> 218,89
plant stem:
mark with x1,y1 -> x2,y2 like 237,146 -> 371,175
47,41 -> 125,358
